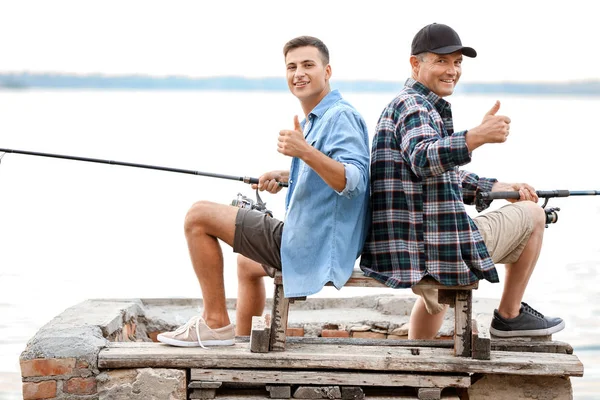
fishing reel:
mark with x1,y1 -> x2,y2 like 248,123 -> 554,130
231,189 -> 273,217
541,197 -> 560,227
544,207 -> 560,226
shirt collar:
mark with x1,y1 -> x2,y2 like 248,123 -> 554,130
307,89 -> 341,120
404,78 -> 451,114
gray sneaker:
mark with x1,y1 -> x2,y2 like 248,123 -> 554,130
490,302 -> 565,338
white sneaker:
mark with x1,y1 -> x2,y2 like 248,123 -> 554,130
157,316 -> 235,348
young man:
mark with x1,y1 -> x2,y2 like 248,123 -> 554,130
158,36 -> 370,346
360,23 -> 564,339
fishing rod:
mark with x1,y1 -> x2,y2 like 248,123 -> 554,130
477,190 -> 600,226
0,147 -> 288,187
0,147 -> 288,215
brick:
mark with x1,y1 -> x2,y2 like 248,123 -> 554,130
122,321 -> 137,341
65,377 -> 97,395
75,359 -> 90,369
148,331 -> 160,342
21,358 -> 76,377
286,327 -> 305,337
321,329 -> 350,338
22,381 -> 57,400
351,331 -> 386,339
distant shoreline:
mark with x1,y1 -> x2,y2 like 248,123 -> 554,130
1,73 -> 600,96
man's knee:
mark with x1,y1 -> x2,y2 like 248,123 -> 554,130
184,200 -> 214,234
237,255 -> 267,281
519,201 -> 546,230
184,201 -> 238,241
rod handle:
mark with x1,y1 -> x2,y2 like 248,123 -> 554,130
244,177 -> 289,188
478,190 -> 571,200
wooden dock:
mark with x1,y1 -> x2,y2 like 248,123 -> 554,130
18,296 -> 585,400
99,338 -> 583,399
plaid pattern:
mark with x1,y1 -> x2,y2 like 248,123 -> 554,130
360,79 -> 499,287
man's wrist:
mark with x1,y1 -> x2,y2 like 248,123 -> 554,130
465,128 -> 483,151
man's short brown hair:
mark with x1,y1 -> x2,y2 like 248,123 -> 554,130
283,36 -> 329,65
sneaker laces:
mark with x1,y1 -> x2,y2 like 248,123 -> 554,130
521,302 -> 545,319
172,315 -> 207,349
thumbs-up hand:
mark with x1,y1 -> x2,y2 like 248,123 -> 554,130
480,100 -> 511,141
485,100 -> 501,117
465,101 -> 511,150
278,115 -> 312,159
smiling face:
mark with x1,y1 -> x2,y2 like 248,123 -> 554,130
285,45 -> 331,112
411,51 -> 463,97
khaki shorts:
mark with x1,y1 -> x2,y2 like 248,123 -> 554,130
232,207 -> 283,277
414,202 -> 535,314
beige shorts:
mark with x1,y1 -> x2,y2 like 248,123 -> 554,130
414,202 -> 535,314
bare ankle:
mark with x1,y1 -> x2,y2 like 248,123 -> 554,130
497,307 -> 520,320
203,316 -> 231,330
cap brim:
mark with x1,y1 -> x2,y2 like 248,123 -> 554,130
431,45 -> 477,58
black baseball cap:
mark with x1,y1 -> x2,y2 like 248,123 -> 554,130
411,23 -> 477,58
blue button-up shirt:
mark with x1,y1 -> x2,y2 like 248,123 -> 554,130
281,89 -> 370,298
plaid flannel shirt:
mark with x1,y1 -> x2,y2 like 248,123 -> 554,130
360,78 -> 499,287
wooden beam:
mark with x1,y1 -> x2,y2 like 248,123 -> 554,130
190,368 -> 470,388
269,282 -> 290,352
98,342 -> 584,377
471,319 -> 491,360
277,269 -> 478,290
250,315 -> 270,353
454,290 -> 472,357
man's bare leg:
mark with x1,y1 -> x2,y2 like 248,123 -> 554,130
184,201 -> 238,330
235,255 -> 268,335
408,297 -> 448,339
498,203 -> 546,319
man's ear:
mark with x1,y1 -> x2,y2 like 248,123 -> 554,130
325,64 -> 332,81
409,55 -> 420,76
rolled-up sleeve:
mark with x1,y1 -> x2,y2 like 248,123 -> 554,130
339,162 -> 361,197
326,110 -> 370,199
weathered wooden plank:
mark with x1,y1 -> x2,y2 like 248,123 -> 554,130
437,290 -> 455,307
273,270 -> 477,290
98,342 -> 584,377
417,387 -> 441,400
266,385 -> 291,399
190,396 -> 459,400
294,386 -> 341,399
341,386 -> 364,400
189,368 -> 470,388
490,339 -> 573,354
240,335 -> 454,348
188,381 -> 222,389
269,283 -> 290,352
471,319 -> 491,360
454,290 -> 472,357
111,334 -> 573,352
250,315 -> 270,353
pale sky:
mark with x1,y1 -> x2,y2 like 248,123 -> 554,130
1,0 -> 597,83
